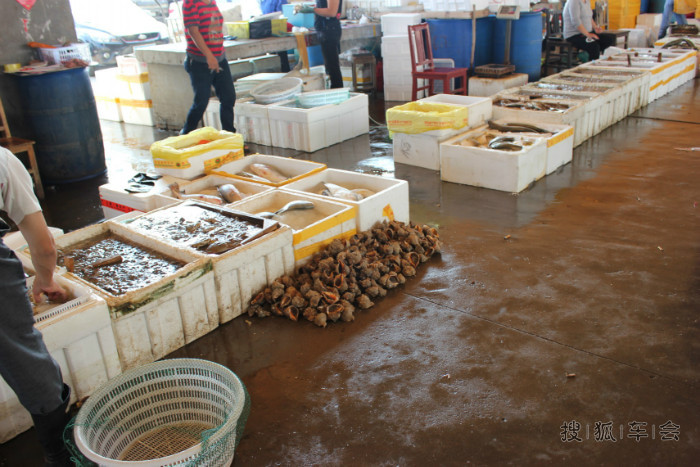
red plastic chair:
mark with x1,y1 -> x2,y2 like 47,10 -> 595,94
407,23 -> 468,101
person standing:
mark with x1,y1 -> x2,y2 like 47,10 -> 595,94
182,0 -> 236,134
659,0 -> 689,39
313,0 -> 343,89
0,147 -> 71,466
563,0 -> 615,60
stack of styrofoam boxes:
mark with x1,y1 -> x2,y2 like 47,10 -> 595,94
636,13 -> 662,46
115,55 -> 154,126
119,201 -> 295,324
232,190 -> 357,267
440,126 -> 549,193
617,28 -> 649,48
285,168 -> 410,232
0,275 -> 121,443
93,68 -> 123,122
654,37 -> 700,75
381,13 -> 423,102
266,92 -> 370,152
566,67 -> 651,116
233,97 -> 276,146
390,94 -> 492,171
51,221 -> 218,371
98,175 -> 186,219
491,94 -> 588,147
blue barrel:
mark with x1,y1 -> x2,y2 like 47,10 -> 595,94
427,17 -> 495,69
492,12 -> 543,82
15,67 -> 105,184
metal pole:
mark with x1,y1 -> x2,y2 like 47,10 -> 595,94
504,19 -> 512,66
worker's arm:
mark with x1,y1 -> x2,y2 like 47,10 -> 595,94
578,23 -> 600,39
188,25 -> 221,71
591,18 -> 604,35
18,212 -> 67,303
314,0 -> 339,18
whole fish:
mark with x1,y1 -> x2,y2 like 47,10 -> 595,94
322,182 -> 362,201
488,136 -> 516,149
248,163 -> 287,183
238,171 -> 270,183
351,188 -> 375,199
257,200 -> 315,219
217,183 -> 244,203
488,121 -> 549,134
168,182 -> 224,205
490,142 -> 523,151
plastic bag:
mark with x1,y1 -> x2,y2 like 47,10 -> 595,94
386,102 -> 470,135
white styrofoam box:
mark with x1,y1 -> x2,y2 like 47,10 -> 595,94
2,227 -> 63,252
636,13 -> 662,28
231,189 -> 357,266
119,201 -> 294,323
54,222 -> 218,371
284,168 -> 409,232
211,153 -> 327,187
393,130 -> 463,171
234,97 -> 274,146
99,175 -> 189,219
0,277 -> 121,443
440,128 -> 547,193
120,98 -> 155,126
95,96 -> 123,122
383,68 -> 415,87
384,86 -> 416,102
490,119 -> 574,175
488,0 -> 529,14
267,93 -> 369,152
468,73 -> 528,97
115,73 -> 151,101
491,95 -> 588,147
542,74 -> 632,124
418,94 -> 493,130
567,66 -> 651,114
381,35 -> 412,57
380,13 -> 423,36
116,54 -> 148,75
157,173 -> 274,205
619,28 -> 648,48
382,54 -> 414,75
93,67 -> 120,98
203,97 -> 223,131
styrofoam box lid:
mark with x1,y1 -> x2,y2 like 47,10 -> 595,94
443,123 -> 548,151
231,189 -> 355,235
284,168 -> 408,205
211,154 -> 327,187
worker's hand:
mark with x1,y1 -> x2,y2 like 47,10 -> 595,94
588,33 -> 600,40
593,25 -> 604,34
206,54 -> 221,72
294,3 -> 316,14
32,277 -> 68,304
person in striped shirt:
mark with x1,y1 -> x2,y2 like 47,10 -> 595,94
181,0 -> 236,134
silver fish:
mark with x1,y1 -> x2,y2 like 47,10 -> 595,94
218,183 -> 244,203
249,163 -> 287,183
168,182 -> 224,205
257,200 -> 315,219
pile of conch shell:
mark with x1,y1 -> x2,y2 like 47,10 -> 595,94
247,220 -> 441,327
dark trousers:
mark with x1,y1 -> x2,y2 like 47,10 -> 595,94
183,56 -> 236,134
566,32 -> 616,60
318,28 -> 343,89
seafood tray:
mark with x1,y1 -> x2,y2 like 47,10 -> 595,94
567,66 -> 651,111
150,127 -> 245,180
211,153 -> 327,187
119,201 -> 291,323
488,120 -> 574,175
0,275 -> 121,443
98,175 -> 188,219
490,96 -> 588,147
158,174 -> 274,206
440,125 -> 548,193
50,221 -> 218,370
267,92 -> 369,152
284,168 -> 410,232
231,189 -> 357,267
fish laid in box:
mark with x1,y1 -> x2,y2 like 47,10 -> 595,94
121,201 -> 295,323
48,222 -> 218,370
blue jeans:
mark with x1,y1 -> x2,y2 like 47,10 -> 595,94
0,233 -> 65,415
183,56 -> 236,134
659,0 -> 688,39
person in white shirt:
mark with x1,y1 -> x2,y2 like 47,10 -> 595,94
0,147 -> 71,466
563,0 -> 615,60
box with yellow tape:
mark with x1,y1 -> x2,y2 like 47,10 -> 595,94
386,101 -> 470,136
231,189 -> 357,267
150,127 -> 244,179
116,72 -> 150,100
120,98 -> 154,126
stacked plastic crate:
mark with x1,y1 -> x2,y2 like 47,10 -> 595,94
381,13 -> 423,101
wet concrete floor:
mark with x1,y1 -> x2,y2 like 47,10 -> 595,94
1,80 -> 699,465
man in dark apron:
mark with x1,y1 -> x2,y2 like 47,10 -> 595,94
313,0 -> 343,89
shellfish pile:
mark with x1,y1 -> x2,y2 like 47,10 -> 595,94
247,220 -> 441,327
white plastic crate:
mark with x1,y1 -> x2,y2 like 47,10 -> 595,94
440,128 -> 547,193
267,93 -> 369,152
54,222 -> 218,371
284,168 -> 410,231
118,202 -> 294,323
39,43 -> 91,65
211,153 -> 327,187
380,13 -> 423,36
232,189 -> 357,266
0,275 -> 121,443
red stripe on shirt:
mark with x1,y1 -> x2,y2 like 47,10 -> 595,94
183,0 -> 224,58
